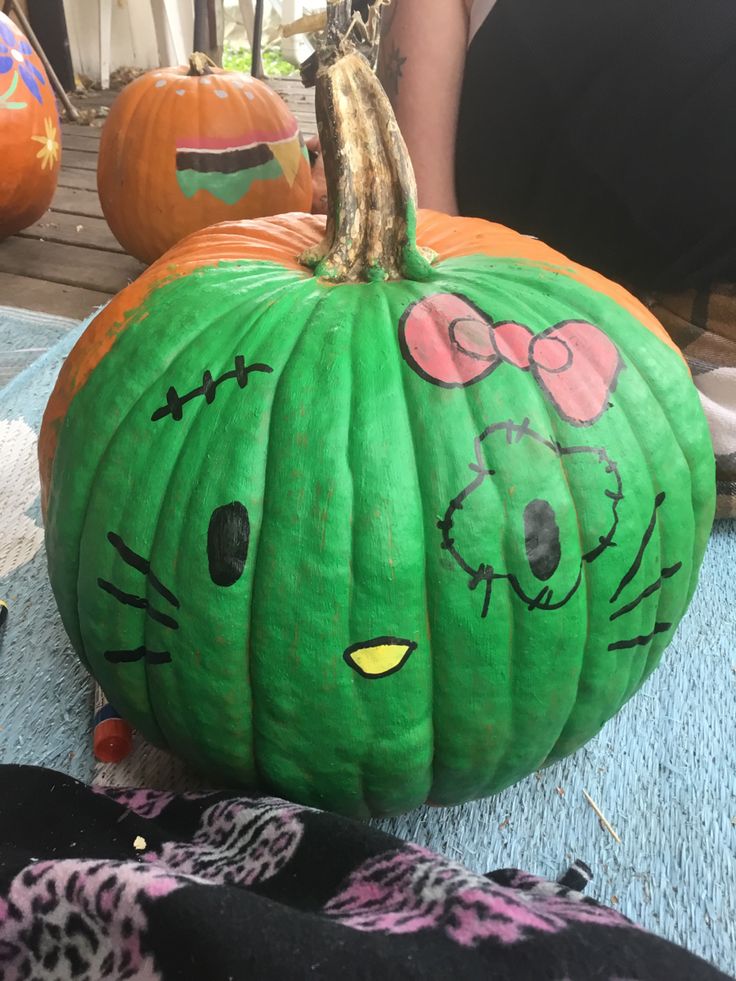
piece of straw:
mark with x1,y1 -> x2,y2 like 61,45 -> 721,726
582,789 -> 622,844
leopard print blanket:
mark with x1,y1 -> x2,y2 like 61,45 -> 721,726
0,766 -> 730,980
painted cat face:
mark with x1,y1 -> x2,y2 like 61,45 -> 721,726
438,419 -> 622,618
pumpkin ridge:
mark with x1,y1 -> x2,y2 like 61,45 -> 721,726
609,358 -> 679,699
140,265 -> 312,770
548,423 -> 627,761
548,351 -> 691,760
456,349 -> 521,794
75,294 -> 185,746
140,78 -> 182,261
620,363 -> 703,692
145,280 -> 276,769
230,273 -> 324,783
386,286 -> 436,810
540,430 -> 592,771
50,299 -> 161,672
345,295 -> 368,810
97,73 -> 152,256
247,281 -> 332,792
609,315 -> 708,622
551,360 -> 658,755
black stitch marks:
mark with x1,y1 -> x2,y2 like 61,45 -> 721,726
151,356 -> 273,423
438,419 -> 622,619
98,532 -> 178,665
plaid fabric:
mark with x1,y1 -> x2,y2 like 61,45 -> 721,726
641,284 -> 736,520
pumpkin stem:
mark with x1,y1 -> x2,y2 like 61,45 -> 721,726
299,0 -> 435,283
187,52 -> 216,76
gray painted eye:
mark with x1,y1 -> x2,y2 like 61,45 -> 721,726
523,499 -> 561,581
208,502 -> 249,587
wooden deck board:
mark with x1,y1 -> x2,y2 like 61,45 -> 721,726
18,212 -> 124,253
57,167 -> 98,192
61,132 -> 102,152
0,238 -> 143,294
0,77 -> 316,326
0,272 -> 110,320
60,148 -> 98,171
50,186 -> 104,219
61,122 -> 101,140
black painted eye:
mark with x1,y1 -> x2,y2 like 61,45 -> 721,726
523,499 -> 561,581
208,502 -> 250,587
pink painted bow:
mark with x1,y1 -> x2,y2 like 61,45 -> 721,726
399,293 -> 624,426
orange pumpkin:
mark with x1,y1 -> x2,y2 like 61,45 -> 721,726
97,54 -> 312,264
0,11 -> 60,239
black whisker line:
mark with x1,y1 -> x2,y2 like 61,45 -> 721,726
608,621 -> 671,652
105,647 -> 172,665
610,492 -> 666,603
151,357 -> 273,422
107,532 -> 179,608
97,579 -> 179,631
609,562 -> 683,622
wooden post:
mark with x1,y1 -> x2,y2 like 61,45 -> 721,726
251,0 -> 264,78
26,0 -> 75,93
99,0 -> 112,89
193,0 -> 210,52
194,0 -> 221,65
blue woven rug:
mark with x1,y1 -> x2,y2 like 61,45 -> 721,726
0,310 -> 734,974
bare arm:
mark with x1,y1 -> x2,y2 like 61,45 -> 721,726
377,0 -> 470,214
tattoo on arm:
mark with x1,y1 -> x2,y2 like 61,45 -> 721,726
382,44 -> 407,98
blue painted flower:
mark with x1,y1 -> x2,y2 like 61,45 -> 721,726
0,18 -> 45,103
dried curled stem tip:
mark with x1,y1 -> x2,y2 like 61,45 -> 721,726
187,52 -> 216,76
300,0 -> 435,283
282,10 -> 328,39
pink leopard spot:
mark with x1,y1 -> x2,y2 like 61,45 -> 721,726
325,845 -> 634,948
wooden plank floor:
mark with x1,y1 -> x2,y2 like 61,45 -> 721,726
0,78 -> 316,323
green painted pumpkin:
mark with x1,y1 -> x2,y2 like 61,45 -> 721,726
39,6 -> 714,816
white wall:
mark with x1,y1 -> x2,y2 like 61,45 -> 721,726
63,0 -> 194,82
62,0 -> 314,83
